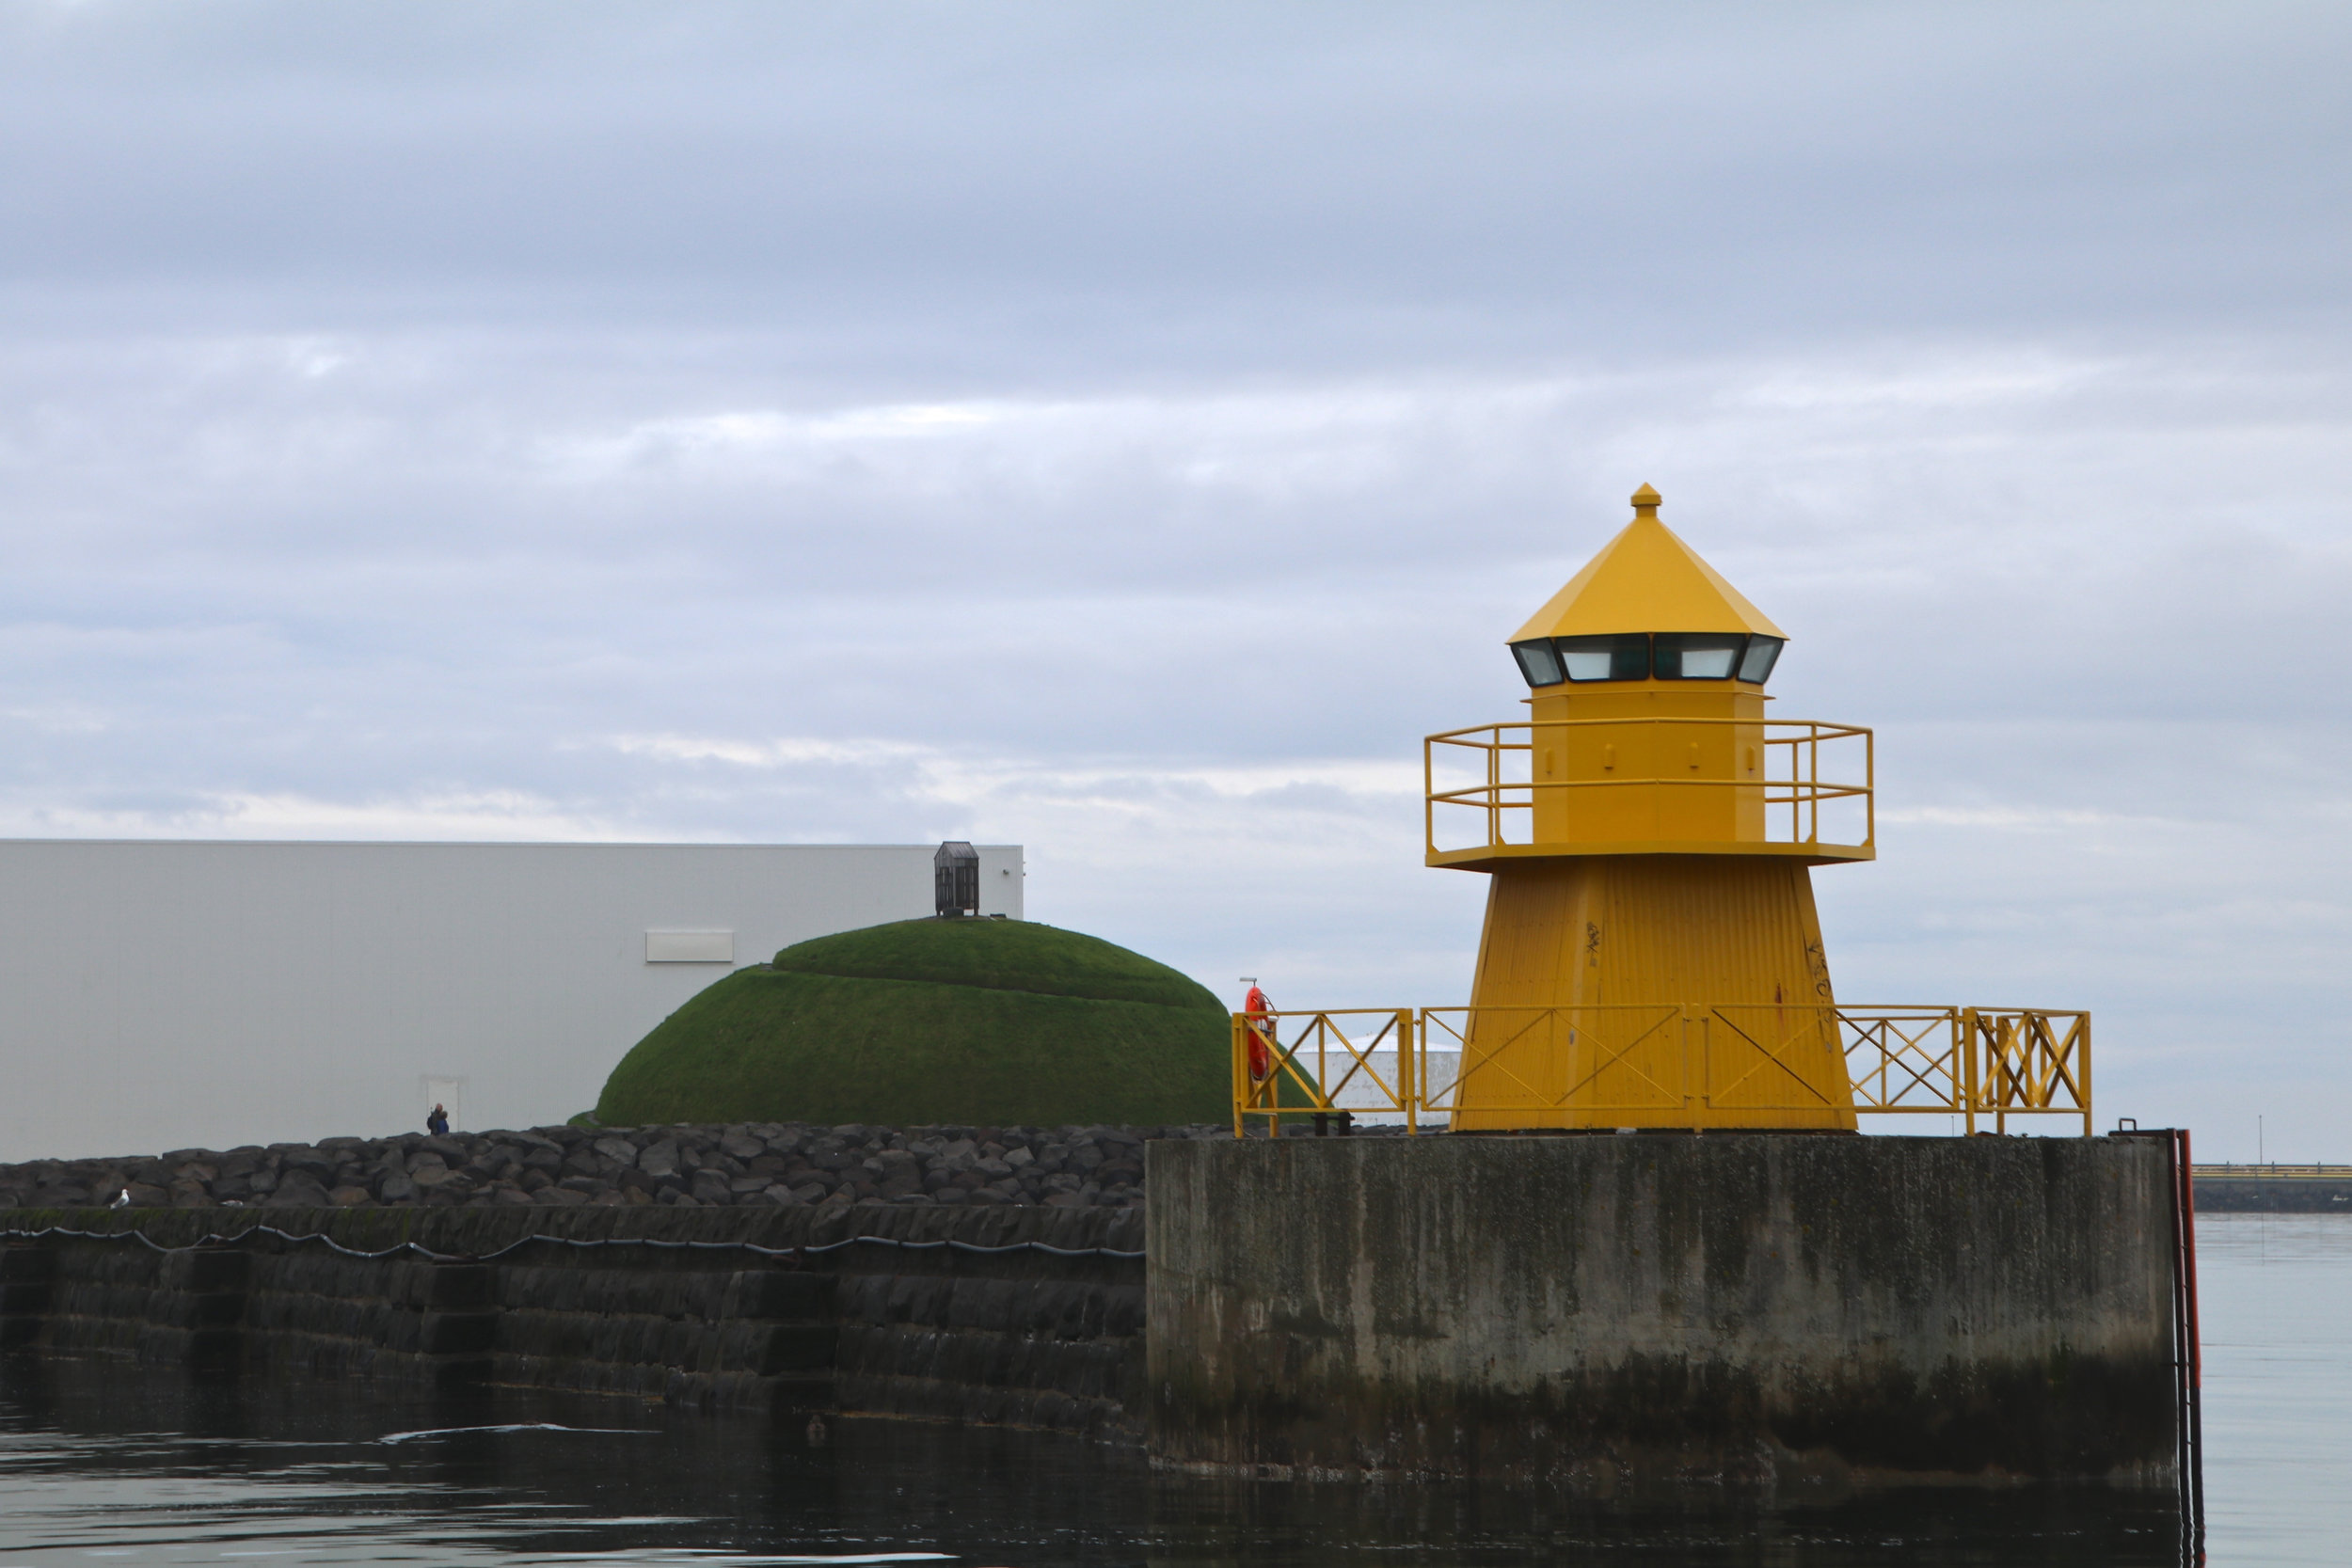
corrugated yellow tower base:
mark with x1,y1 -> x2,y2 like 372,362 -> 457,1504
1452,856 -> 1858,1131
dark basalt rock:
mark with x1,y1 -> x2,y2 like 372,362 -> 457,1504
0,1122 -> 1236,1211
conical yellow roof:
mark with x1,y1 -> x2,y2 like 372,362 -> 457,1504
1509,484 -> 1787,642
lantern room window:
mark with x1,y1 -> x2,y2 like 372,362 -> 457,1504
1556,633 -> 1653,682
1652,633 -> 1747,680
1510,631 -> 1786,688
1510,639 -> 1564,687
1737,635 -> 1784,684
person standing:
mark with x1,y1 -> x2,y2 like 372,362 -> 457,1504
426,1102 -> 450,1136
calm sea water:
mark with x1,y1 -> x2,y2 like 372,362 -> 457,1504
0,1212 -> 2338,1567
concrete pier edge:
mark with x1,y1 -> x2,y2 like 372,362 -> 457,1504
1146,1132 -> 2186,1488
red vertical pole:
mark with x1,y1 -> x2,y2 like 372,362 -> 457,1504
2178,1126 -> 2205,1557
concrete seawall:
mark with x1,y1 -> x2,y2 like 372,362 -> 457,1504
5,1134 -> 2196,1486
1146,1134 -> 2183,1487
1,1204 -> 1144,1440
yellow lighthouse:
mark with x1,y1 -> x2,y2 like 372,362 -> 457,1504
1430,484 -> 1872,1131
1234,484 -> 2093,1139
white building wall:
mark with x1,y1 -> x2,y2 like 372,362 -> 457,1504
0,841 -> 1023,1161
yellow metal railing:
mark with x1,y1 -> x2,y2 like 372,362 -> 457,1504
1970,1008 -> 2091,1134
1233,1005 -> 2090,1136
2193,1164 -> 2352,1180
1423,1004 -> 1692,1119
1233,1008 -> 1421,1135
1424,718 -> 1872,862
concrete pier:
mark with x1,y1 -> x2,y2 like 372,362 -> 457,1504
1146,1134 -> 2183,1487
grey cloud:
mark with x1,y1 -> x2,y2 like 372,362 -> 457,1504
1,4 -> 2346,368
0,3 -> 2347,1160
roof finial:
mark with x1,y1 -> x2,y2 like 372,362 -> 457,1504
1630,483 -> 1661,517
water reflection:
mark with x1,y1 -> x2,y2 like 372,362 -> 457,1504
2195,1213 -> 2352,1568
0,1355 -> 2202,1567
24,1210 -> 2352,1568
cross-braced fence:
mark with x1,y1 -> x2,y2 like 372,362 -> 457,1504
1233,1004 -> 2090,1135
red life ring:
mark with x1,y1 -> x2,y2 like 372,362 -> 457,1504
1244,984 -> 1276,1083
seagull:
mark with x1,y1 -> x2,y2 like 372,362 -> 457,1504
109,1187 -> 130,1209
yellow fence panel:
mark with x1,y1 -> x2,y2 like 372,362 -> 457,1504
1232,1004 -> 2092,1135
1969,1009 -> 2091,1136
1233,1009 -> 1416,1138
1836,1008 -> 1970,1118
1422,1005 -> 1688,1120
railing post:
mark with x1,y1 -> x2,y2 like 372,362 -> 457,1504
2079,1013 -> 2093,1138
1806,725 -> 1820,844
1865,727 -> 1876,849
1684,1003 -> 1703,1127
1424,737 -> 1439,861
1960,1008 -> 1979,1136
1786,733 -> 1798,842
1993,1013 -> 2009,1135
1400,1009 -> 1417,1136
1268,1018 -> 1285,1140
1232,1014 -> 1246,1138
1486,729 -> 1501,852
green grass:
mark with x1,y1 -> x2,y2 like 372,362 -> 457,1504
593,918 -> 1232,1128
764,915 -> 1217,1007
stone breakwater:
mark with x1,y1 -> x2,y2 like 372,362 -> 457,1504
0,1122 -> 1229,1212
1,1205 -> 1147,1434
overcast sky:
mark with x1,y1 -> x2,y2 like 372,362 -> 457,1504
3,2 -> 2347,1159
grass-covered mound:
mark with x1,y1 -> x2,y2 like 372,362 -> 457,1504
594,918 -> 1231,1128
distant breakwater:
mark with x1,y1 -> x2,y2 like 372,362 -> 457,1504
0,1122 -> 1230,1214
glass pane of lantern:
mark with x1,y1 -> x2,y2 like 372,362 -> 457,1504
1556,634 -> 1651,682
1654,633 -> 1747,680
1737,636 -> 1784,684
1510,639 -> 1565,687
